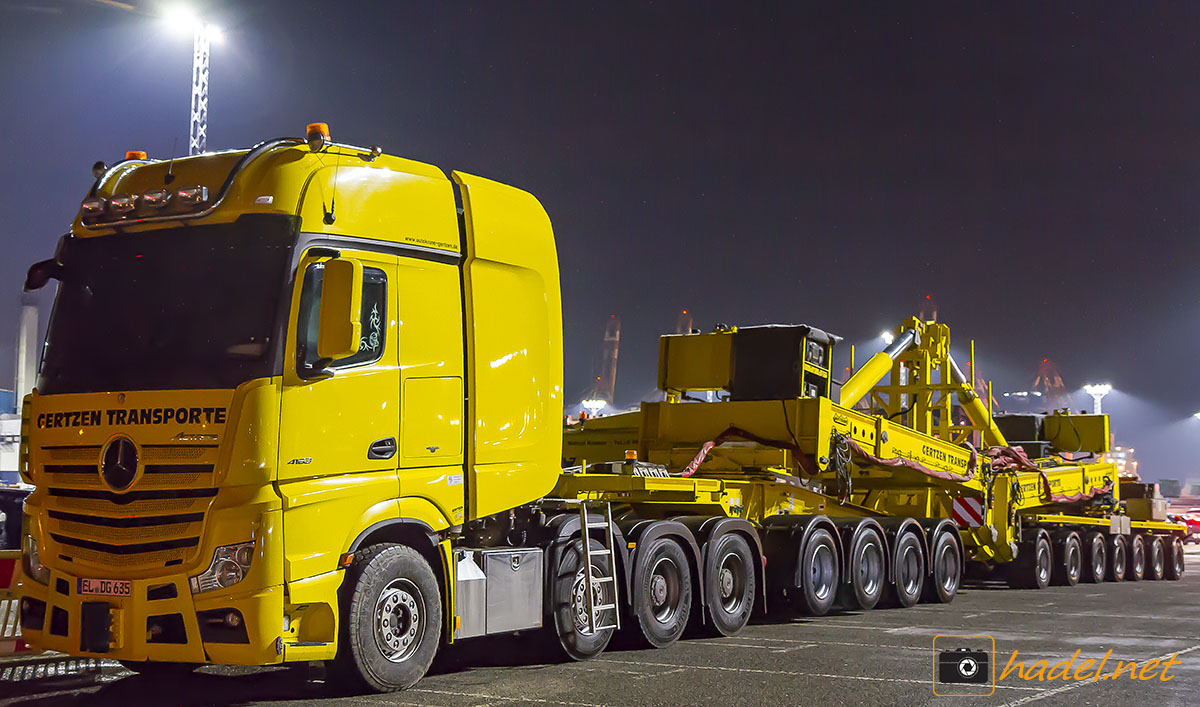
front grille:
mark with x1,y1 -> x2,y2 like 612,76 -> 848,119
41,444 -> 219,570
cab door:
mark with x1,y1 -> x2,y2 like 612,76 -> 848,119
277,246 -> 400,581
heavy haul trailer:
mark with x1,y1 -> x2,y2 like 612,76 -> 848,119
13,126 -> 1183,693
562,318 -> 1185,611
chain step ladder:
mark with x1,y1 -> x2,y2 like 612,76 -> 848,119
578,501 -> 620,634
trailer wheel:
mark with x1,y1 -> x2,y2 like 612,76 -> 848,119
1165,538 -> 1185,580
1052,533 -> 1082,586
1107,535 -> 1127,582
792,528 -> 840,615
330,544 -> 441,693
550,538 -> 617,660
631,536 -> 693,647
1127,535 -> 1145,581
702,533 -> 756,636
1008,533 -> 1051,589
924,530 -> 960,604
889,531 -> 925,607
1081,532 -> 1106,583
1146,536 -> 1165,581
840,528 -> 885,610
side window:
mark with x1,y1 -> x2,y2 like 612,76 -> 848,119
296,262 -> 387,370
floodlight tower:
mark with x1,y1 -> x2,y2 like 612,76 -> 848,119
1083,383 -> 1112,415
164,7 -> 222,155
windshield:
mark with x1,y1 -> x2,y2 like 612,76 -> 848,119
38,214 -> 296,394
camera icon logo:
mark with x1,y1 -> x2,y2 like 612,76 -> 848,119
933,635 -> 995,696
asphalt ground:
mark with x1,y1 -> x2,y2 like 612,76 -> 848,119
3,547 -> 1200,707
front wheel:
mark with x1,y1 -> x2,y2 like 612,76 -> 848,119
330,544 -> 441,693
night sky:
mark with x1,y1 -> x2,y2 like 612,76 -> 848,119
1,2 -> 1198,478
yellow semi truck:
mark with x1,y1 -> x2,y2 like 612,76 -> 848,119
15,127 -> 1184,692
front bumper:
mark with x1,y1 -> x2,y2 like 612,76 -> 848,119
16,565 -> 285,665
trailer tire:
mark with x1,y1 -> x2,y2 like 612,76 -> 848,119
1146,536 -> 1165,581
331,543 -> 441,693
1165,538 -> 1185,580
1107,535 -> 1127,582
1052,532 -> 1082,587
1008,533 -> 1051,589
839,528 -> 885,610
889,531 -> 925,607
924,529 -> 960,604
631,536 -> 693,647
702,533 -> 756,636
549,538 -> 617,661
792,528 -> 839,616
1082,532 -> 1106,584
1127,535 -> 1145,581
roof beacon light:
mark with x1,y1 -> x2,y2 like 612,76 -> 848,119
108,194 -> 138,215
306,123 -> 330,152
126,150 -> 148,160
177,185 -> 209,205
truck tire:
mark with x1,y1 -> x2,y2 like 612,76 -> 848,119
792,528 -> 840,616
549,538 -> 616,660
840,528 -> 885,610
1052,532 -> 1082,586
1126,535 -> 1145,581
330,543 -> 441,693
1146,536 -> 1165,581
631,536 -> 693,647
702,533 -> 756,636
924,529 -> 960,604
1007,534 -> 1051,589
1081,532 -> 1106,583
1107,535 -> 1127,582
889,531 -> 925,607
1165,538 -> 1185,580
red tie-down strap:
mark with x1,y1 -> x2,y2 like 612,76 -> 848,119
679,426 -> 820,478
983,445 -> 1113,503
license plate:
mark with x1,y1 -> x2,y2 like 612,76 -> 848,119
78,578 -> 132,597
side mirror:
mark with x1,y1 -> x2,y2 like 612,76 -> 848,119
316,257 -> 363,361
24,259 -> 63,291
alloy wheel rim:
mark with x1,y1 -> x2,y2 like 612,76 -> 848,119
374,578 -> 424,664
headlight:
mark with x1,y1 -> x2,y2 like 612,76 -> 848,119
190,542 -> 255,594
23,536 -> 50,585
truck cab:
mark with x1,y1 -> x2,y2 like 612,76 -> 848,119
16,125 -> 564,689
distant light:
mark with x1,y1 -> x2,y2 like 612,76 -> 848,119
1193,411 -> 1200,420
581,399 -> 606,415
1082,383 -> 1112,397
880,331 -> 894,345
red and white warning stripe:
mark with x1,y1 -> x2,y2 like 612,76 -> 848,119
952,496 -> 985,528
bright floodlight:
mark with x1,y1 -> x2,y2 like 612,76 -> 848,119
880,330 -> 895,345
163,5 -> 201,33
1083,383 -> 1113,415
581,399 -> 606,415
